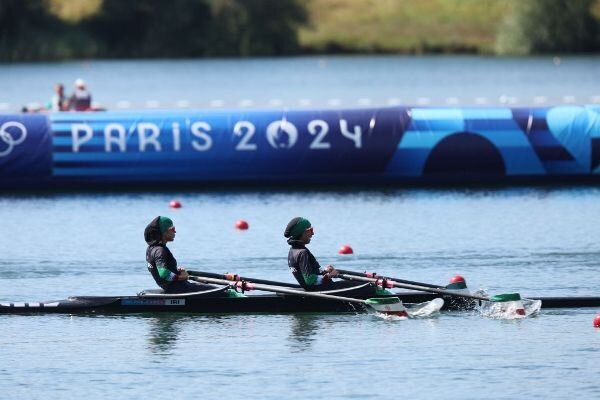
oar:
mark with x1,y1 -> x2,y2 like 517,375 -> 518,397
335,269 -> 444,289
189,275 -> 409,316
337,273 -> 500,302
187,270 -> 301,289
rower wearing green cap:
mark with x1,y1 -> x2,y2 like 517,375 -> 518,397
144,216 -> 215,293
284,217 -> 376,294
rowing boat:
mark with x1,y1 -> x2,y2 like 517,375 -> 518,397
1,285 -> 598,315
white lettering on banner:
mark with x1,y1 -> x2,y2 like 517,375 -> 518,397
137,123 -> 161,152
191,121 -> 212,151
71,123 -> 93,153
266,120 -> 298,149
339,120 -> 362,148
172,122 -> 181,152
64,117 -> 367,153
234,121 -> 257,151
104,123 -> 126,152
308,120 -> 330,149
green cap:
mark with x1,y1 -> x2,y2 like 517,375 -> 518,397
285,217 -> 311,239
158,216 -> 173,233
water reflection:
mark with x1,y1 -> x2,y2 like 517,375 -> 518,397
287,314 -> 321,352
146,314 -> 184,354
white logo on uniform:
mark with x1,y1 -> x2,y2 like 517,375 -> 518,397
0,122 -> 27,157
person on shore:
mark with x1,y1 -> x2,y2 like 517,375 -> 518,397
284,217 -> 376,294
68,78 -> 92,111
144,216 -> 217,294
48,83 -> 67,111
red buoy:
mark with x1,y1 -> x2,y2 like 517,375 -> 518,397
235,220 -> 249,230
594,314 -> 600,328
449,275 -> 465,284
338,245 -> 354,255
169,200 -> 182,209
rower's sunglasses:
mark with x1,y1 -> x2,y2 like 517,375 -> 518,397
305,226 -> 314,233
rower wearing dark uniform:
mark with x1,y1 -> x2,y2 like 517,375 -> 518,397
284,217 -> 377,295
144,216 -> 216,294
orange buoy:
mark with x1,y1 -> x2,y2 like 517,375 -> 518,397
594,314 -> 600,328
235,220 -> 249,230
169,200 -> 182,209
338,245 -> 354,255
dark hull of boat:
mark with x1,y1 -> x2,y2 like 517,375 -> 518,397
1,292 -> 599,315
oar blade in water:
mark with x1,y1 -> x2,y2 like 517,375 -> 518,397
365,297 -> 408,318
480,293 -> 541,319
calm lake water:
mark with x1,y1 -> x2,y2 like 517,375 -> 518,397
1,187 -> 600,399
1,55 -> 600,111
1,55 -> 600,398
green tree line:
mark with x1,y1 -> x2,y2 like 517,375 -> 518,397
1,0 -> 599,61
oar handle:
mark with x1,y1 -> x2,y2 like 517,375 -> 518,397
335,269 -> 444,289
338,274 -> 490,302
187,270 -> 301,289
189,275 -> 366,305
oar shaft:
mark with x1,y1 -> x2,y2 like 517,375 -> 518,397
188,270 -> 300,289
189,276 -> 366,305
338,274 -> 489,301
335,269 -> 443,289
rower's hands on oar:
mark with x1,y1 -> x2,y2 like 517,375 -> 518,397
323,265 -> 339,279
177,267 -> 189,280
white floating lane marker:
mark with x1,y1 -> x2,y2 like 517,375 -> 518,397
327,98 -> 341,107
533,96 -> 547,104
507,96 -> 518,105
591,95 -> 600,103
116,100 -> 131,109
445,97 -> 460,105
146,100 -> 160,108
0,102 -> 10,111
499,95 -> 508,104
268,99 -> 283,107
176,100 -> 190,108
239,99 -> 254,108
474,97 -> 488,105
210,99 -> 225,108
26,102 -> 42,110
387,97 -> 402,106
563,95 -> 576,104
298,99 -> 312,107
416,97 -> 430,105
357,98 -> 372,106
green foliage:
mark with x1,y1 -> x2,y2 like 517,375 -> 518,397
0,0 -> 307,60
1,0 -> 599,60
496,0 -> 600,55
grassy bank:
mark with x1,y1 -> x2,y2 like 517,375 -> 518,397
299,0 -> 600,54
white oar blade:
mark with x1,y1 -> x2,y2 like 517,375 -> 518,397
365,297 -> 408,319
479,293 -> 541,319
406,298 -> 444,318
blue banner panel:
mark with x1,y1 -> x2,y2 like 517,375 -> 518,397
49,108 -> 409,183
1,105 -> 599,189
0,114 -> 52,187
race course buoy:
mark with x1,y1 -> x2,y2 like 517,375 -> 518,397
169,200 -> 182,209
235,220 -> 249,230
594,314 -> 600,328
338,245 -> 354,255
447,275 -> 467,290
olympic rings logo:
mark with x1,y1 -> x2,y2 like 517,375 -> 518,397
0,122 -> 27,157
